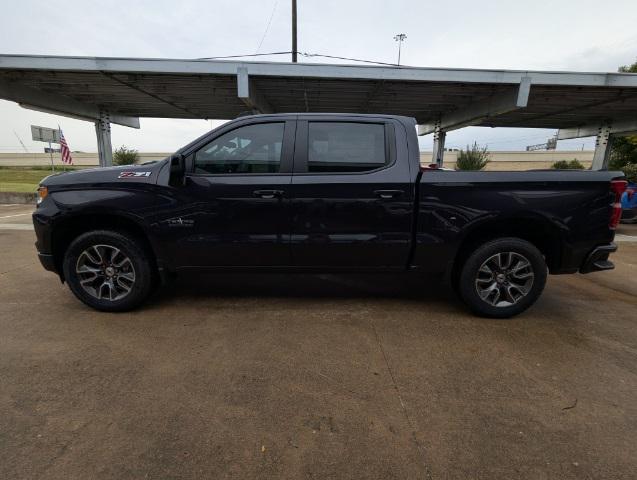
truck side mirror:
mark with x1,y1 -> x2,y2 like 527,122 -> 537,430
169,154 -> 185,186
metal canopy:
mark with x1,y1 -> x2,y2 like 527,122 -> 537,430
1,54 -> 636,167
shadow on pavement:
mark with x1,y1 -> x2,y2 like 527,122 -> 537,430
152,272 -> 456,303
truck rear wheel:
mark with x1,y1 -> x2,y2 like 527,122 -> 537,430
458,237 -> 547,318
63,230 -> 154,312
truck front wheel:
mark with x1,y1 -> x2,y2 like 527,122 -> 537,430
63,230 -> 154,312
458,237 -> 547,318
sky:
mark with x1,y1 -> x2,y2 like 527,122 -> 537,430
0,0 -> 636,154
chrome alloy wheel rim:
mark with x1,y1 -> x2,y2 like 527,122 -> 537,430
75,244 -> 136,301
475,252 -> 534,307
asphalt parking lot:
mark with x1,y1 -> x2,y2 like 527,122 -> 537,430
1,204 -> 637,479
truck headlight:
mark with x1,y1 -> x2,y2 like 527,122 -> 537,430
37,186 -> 48,205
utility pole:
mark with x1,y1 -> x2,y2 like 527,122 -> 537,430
292,0 -> 297,62
393,33 -> 407,66
13,130 -> 29,153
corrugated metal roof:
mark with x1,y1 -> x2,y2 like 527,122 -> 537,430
1,54 -> 636,130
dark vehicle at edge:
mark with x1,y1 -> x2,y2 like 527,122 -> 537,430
33,114 -> 627,317
621,182 -> 636,223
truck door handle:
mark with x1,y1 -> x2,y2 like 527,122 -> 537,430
374,189 -> 403,199
253,189 -> 284,199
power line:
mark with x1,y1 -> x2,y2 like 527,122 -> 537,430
299,52 -> 399,66
255,0 -> 279,54
476,135 -> 551,146
442,133 -> 557,147
197,51 -> 292,60
196,51 -> 400,66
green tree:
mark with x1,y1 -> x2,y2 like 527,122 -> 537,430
455,142 -> 490,171
622,163 -> 637,183
618,59 -> 637,73
113,146 -> 139,166
609,136 -> 637,170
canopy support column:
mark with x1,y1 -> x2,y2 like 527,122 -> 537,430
95,110 -> 113,167
592,123 -> 613,171
432,122 -> 446,167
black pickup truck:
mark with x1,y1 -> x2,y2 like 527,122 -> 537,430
33,114 -> 627,317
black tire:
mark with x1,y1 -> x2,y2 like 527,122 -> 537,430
63,230 -> 154,312
458,237 -> 547,318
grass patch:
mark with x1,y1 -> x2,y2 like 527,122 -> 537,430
0,165 -> 85,171
0,167 -> 86,193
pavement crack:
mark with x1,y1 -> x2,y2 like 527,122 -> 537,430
0,262 -> 36,275
370,319 -> 433,480
295,364 -> 369,400
562,398 -> 578,410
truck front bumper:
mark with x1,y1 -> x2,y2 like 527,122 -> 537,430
579,243 -> 617,274
37,252 -> 57,272
33,201 -> 62,276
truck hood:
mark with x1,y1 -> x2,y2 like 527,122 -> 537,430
41,160 -> 167,188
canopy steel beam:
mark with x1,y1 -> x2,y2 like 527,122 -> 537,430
558,118 -> 637,140
2,55 -> 637,88
237,67 -> 273,114
0,78 -> 139,128
101,72 -> 201,119
417,77 -> 531,136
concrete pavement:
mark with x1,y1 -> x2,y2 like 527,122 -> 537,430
1,205 -> 636,479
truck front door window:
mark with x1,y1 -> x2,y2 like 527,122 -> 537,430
308,122 -> 386,173
194,122 -> 284,174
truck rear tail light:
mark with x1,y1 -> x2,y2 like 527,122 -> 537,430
609,179 -> 627,230
628,187 -> 635,201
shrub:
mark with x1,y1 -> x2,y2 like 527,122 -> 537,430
551,159 -> 585,170
621,163 -> 637,183
113,146 -> 139,166
455,142 -> 490,171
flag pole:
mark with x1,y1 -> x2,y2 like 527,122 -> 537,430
58,125 -> 65,172
48,141 -> 54,173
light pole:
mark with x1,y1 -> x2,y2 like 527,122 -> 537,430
393,33 -> 407,66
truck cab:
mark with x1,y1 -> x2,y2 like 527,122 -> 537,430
164,114 -> 418,270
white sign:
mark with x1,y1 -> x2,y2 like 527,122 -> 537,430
31,125 -> 61,144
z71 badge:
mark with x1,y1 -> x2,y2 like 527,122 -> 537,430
118,171 -> 152,178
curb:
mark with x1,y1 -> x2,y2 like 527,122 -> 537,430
0,192 -> 37,204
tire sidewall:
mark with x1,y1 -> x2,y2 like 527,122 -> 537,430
459,237 -> 547,318
63,230 -> 152,312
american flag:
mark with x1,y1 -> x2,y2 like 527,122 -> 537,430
59,128 -> 73,165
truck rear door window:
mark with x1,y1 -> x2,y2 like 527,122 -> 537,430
194,122 -> 284,174
307,122 -> 387,173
